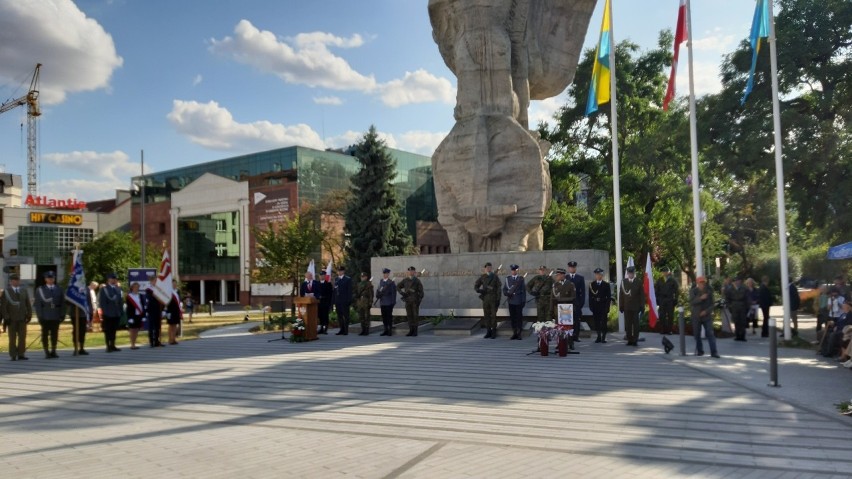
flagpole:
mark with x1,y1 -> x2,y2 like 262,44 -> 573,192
768,2 -> 791,341
140,149 -> 146,267
608,1 -> 624,333
685,0 -> 703,278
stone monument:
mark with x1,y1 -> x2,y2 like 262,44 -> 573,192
428,0 -> 597,252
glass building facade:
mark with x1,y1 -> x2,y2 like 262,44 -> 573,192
18,225 -> 94,265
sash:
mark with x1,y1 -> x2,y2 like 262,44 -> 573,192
127,293 -> 143,316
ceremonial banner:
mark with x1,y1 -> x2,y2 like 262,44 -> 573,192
65,250 -> 89,314
152,249 -> 175,305
643,254 -> 659,329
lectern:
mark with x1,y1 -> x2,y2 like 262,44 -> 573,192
294,296 -> 319,341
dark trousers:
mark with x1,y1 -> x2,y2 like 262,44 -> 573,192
404,301 -> 419,330
148,318 -> 162,346
71,313 -> 87,351
102,315 -> 120,345
693,316 -> 718,355
39,320 -> 60,352
731,308 -> 748,340
336,302 -> 350,333
659,303 -> 675,333
760,306 -> 771,336
380,305 -> 394,333
508,304 -> 523,330
572,302 -> 583,339
482,300 -> 498,329
6,320 -> 27,358
318,303 -> 331,327
592,307 -> 608,338
821,331 -> 843,357
624,310 -> 640,343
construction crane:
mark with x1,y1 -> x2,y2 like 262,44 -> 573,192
0,63 -> 41,196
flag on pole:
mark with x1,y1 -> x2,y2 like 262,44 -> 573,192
65,250 -> 90,314
152,249 -> 175,305
741,0 -> 770,105
325,259 -> 333,278
585,0 -> 613,115
307,259 -> 315,277
643,254 -> 659,329
663,0 -> 688,111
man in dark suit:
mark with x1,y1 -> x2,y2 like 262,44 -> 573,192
299,271 -> 320,298
655,267 -> 679,335
317,272 -> 333,334
34,271 -> 66,358
588,268 -> 612,343
334,266 -> 353,335
567,261 -> 586,342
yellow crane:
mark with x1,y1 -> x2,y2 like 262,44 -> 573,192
0,63 -> 41,196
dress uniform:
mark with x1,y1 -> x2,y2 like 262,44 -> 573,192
3,273 -> 32,360
34,271 -> 65,358
318,273 -> 333,334
145,280 -> 164,347
475,262 -> 501,338
98,273 -> 124,352
503,265 -> 527,340
527,266 -> 553,324
725,277 -> 749,341
551,269 -> 577,348
334,266 -> 353,335
397,267 -> 424,336
619,266 -> 644,346
376,268 -> 397,336
655,267 -> 679,335
567,261 -> 586,341
588,268 -> 612,343
355,272 -> 374,335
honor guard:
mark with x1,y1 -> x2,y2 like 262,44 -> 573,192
376,268 -> 397,336
655,266 -> 679,335
355,272 -> 374,336
34,271 -> 66,359
397,267 -> 423,336
551,268 -> 577,347
98,273 -> 124,352
475,262 -> 501,338
588,268 -> 612,343
318,272 -> 333,334
334,266 -> 353,335
725,277 -> 749,341
619,266 -> 644,346
503,265 -> 527,340
567,261 -> 586,342
3,273 -> 32,360
527,266 -> 553,324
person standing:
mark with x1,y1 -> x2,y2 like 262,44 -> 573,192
355,272 -> 374,336
503,264 -> 526,340
788,278 -> 801,336
745,278 -> 760,335
527,266 -> 553,325
184,295 -> 195,323
375,268 -> 397,336
145,278 -> 164,347
567,261 -> 586,342
87,281 -> 99,333
397,266 -> 423,337
690,276 -> 720,358
318,272 -> 333,334
299,271 -> 319,298
34,271 -> 65,359
551,268 -> 577,346
656,267 -> 679,335
758,275 -> 774,337
166,279 -> 182,345
475,262 -> 501,339
3,273 -> 32,360
125,283 -> 146,350
589,268 -> 612,343
99,273 -> 123,352
619,266 -> 644,346
725,277 -> 749,341
334,266 -> 353,335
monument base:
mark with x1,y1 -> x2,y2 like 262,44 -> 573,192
433,318 -> 482,336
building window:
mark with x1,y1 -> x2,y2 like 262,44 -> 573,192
159,223 -> 167,234
18,226 -> 94,265
216,219 -> 226,232
215,243 -> 227,257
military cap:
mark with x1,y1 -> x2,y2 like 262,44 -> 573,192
484,262 -> 492,267
538,265 -> 547,270
626,266 -> 636,273
43,270 -> 56,278
360,272 -> 368,277
8,273 -> 20,280
662,266 -> 672,273
382,268 -> 391,274
407,266 -> 416,271
567,261 -> 578,267
106,272 -> 118,279
593,267 -> 604,274
510,264 -> 519,270
337,265 -> 346,271
555,268 -> 567,275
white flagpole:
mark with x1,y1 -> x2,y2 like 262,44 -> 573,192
608,1 -> 624,333
768,2 -> 791,340
686,0 -> 704,278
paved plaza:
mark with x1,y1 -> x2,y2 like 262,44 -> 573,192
1,316 -> 851,478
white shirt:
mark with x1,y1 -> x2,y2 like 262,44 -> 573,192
829,296 -> 845,318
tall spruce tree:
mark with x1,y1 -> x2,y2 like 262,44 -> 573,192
344,126 -> 413,276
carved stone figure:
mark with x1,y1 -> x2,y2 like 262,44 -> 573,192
429,0 -> 597,252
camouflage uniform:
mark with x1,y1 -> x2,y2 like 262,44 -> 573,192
397,275 -> 424,336
354,278 -> 374,335
527,273 -> 554,323
475,273 -> 502,337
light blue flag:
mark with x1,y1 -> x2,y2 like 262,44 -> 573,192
742,0 -> 770,105
65,250 -> 90,314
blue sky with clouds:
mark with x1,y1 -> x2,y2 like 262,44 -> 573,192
0,0 -> 754,201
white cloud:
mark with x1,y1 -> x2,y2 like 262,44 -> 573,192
692,29 -> 738,53
674,60 -> 723,97
325,130 -> 398,150
40,150 -> 142,201
528,97 -> 564,127
0,0 -> 123,105
167,99 -> 326,151
313,95 -> 343,106
209,20 -> 377,92
192,74 -> 203,86
396,130 -> 446,155
379,69 -> 455,108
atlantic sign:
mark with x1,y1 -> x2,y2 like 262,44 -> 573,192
25,195 -> 87,210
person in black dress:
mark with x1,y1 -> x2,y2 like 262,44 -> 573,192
125,283 -> 147,350
145,278 -> 164,348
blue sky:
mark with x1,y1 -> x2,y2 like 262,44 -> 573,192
0,0 -> 755,201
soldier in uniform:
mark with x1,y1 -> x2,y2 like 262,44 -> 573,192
503,264 -> 526,340
567,261 -> 586,342
98,273 -> 124,352
34,271 -> 66,359
3,273 -> 32,360
619,266 -> 644,346
589,267 -> 612,343
656,267 -> 679,335
355,272 -> 374,336
397,266 -> 423,336
527,266 -> 553,324
334,266 -> 353,335
318,272 -> 333,334
551,268 -> 577,348
725,276 -> 749,341
475,262 -> 501,339
376,268 -> 397,336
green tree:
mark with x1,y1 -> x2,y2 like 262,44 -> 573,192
81,231 -> 162,284
344,125 -> 413,275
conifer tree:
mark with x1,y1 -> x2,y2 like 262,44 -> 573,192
344,126 -> 413,276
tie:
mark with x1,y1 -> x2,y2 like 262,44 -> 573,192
308,283 -> 312,292
14,288 -> 19,294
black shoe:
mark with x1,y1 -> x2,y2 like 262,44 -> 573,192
320,329 -> 328,335
574,337 -> 581,342
380,330 -> 389,336
9,357 -> 16,361
490,331 -> 496,339
711,353 -> 721,358
602,339 -> 607,344
406,331 -> 414,337
359,331 -> 369,336
594,337 -> 602,343
51,351 -> 58,358
78,350 -> 89,355
483,329 -> 492,339
336,331 -> 345,335
696,351 -> 704,356
113,347 -> 122,351
412,332 -> 418,337
45,352 -> 52,359
18,356 -> 28,360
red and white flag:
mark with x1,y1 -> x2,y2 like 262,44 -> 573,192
152,249 -> 175,305
663,0 -> 688,111
643,254 -> 659,329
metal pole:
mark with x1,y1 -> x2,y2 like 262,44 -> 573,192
608,1 -> 624,333
140,149 -> 147,267
685,0 -> 703,277
768,2 -> 791,340
768,317 -> 779,386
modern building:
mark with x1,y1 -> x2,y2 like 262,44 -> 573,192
131,145 -> 448,306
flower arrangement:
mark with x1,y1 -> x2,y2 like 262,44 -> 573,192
836,399 -> 852,416
289,318 -> 307,343
531,321 -> 573,356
